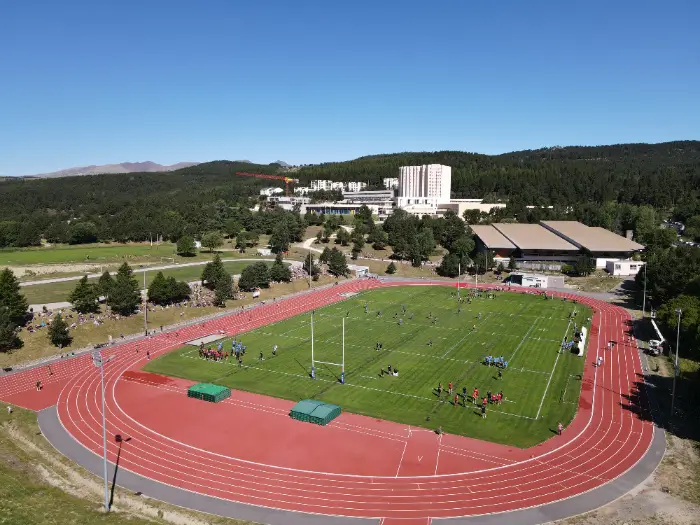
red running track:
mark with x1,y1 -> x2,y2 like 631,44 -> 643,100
0,280 -> 655,523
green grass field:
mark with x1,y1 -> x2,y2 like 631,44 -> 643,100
0,243 -> 185,266
21,261 -> 283,304
145,286 -> 591,448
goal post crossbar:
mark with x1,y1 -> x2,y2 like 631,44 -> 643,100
310,312 -> 345,383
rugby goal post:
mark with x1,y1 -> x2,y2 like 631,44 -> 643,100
310,311 -> 345,384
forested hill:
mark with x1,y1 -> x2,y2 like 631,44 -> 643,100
295,141 -> 700,208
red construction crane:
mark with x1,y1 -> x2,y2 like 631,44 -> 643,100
234,172 -> 299,196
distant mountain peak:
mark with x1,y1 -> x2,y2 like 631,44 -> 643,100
24,161 -> 200,178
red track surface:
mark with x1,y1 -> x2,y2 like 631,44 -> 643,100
0,280 -> 654,523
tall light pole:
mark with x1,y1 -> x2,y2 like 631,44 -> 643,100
642,263 -> 647,319
143,270 -> 148,335
457,262 -> 461,301
92,349 -> 110,511
671,308 -> 682,418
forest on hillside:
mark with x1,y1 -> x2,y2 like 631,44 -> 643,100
0,142 -> 699,249
296,141 -> 700,208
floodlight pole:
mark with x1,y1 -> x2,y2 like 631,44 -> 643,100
341,317 -> 345,384
143,270 -> 148,335
671,308 -> 682,418
311,310 -> 315,379
642,263 -> 647,319
457,262 -> 460,300
92,350 -> 110,511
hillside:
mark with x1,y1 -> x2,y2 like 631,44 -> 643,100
0,141 -> 699,248
295,141 -> 700,208
23,161 -> 200,179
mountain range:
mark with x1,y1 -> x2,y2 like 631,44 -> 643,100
23,161 -> 201,178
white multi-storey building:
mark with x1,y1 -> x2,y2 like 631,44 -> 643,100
383,177 -> 399,190
397,164 -> 452,208
294,186 -> 312,195
347,181 -> 367,192
331,181 -> 345,191
310,180 -> 333,191
259,187 -> 284,197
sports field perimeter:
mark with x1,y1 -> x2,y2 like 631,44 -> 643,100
145,286 -> 591,447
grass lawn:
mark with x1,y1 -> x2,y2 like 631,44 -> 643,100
0,242 -> 184,266
2,277 -> 335,369
0,406 -> 257,525
21,260 -> 283,305
145,286 -> 591,448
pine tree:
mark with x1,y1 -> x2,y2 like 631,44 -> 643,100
0,268 -> 28,326
201,254 -> 228,290
69,276 -> 100,314
328,248 -> 349,277
508,255 -> 517,271
148,272 -> 169,304
213,277 -> 232,306
269,253 -> 292,282
107,263 -> 140,315
48,313 -> 72,348
0,308 -> 22,353
386,262 -> 397,274
97,271 -> 114,298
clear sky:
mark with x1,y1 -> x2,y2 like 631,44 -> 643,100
1,0 -> 698,175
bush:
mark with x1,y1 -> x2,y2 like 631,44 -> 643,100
386,262 -> 397,274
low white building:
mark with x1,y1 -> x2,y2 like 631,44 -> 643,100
606,259 -> 645,276
505,273 -> 565,289
260,187 -> 284,197
347,181 -> 367,192
383,177 -> 399,190
294,186 -> 312,195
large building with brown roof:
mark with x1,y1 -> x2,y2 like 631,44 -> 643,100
471,221 -> 644,267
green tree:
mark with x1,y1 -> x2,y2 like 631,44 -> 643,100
107,263 -> 140,316
303,253 -> 320,276
269,223 -> 291,253
201,255 -> 229,291
319,247 -> 332,264
0,308 -> 22,353
213,277 -> 232,306
224,219 -> 243,238
574,256 -> 595,277
351,243 -> 362,260
368,229 -> 388,250
48,313 -> 72,348
235,231 -> 248,251
0,268 -> 28,326
97,271 -> 114,298
451,235 -> 475,259
508,255 -> 517,271
201,231 -> 224,252
328,248 -> 349,277
269,253 -> 292,282
497,261 -> 506,273
386,262 -> 397,274
238,262 -> 270,291
69,276 -> 100,314
68,221 -> 98,244
335,229 -> 351,246
176,235 -> 197,257
437,253 -> 460,277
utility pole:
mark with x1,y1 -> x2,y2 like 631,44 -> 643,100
671,308 -> 682,418
457,262 -> 461,300
143,270 -> 148,335
642,262 -> 647,318
92,349 -> 110,511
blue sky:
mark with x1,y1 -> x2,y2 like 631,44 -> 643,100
1,0 -> 698,175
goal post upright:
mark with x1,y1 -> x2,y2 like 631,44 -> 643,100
341,317 -> 345,384
311,310 -> 315,379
